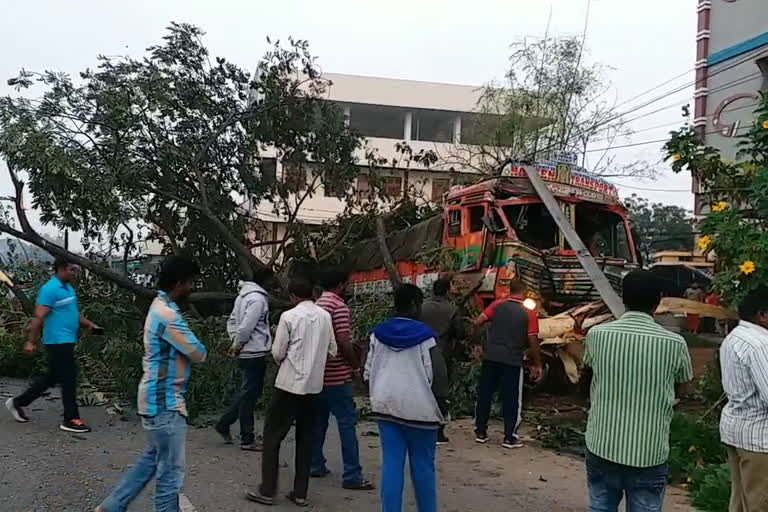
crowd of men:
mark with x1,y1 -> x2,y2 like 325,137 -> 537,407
5,256 -> 768,512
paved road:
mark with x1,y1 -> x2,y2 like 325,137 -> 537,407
0,378 -> 694,511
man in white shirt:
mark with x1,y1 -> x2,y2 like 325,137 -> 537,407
246,276 -> 337,507
720,287 -> 768,512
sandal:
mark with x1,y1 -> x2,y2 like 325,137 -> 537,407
286,491 -> 309,507
245,490 -> 273,505
240,442 -> 262,452
343,479 -> 375,491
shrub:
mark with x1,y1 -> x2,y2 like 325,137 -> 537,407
689,463 -> 730,512
668,414 -> 726,482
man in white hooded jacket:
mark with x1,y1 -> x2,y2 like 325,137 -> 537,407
365,283 -> 445,512
215,279 -> 271,450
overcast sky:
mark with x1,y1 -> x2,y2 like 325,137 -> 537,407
1,0 -> 697,245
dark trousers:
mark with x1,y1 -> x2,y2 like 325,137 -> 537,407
474,360 -> 522,441
260,388 -> 318,500
586,450 -> 668,512
216,357 -> 267,445
16,343 -> 80,421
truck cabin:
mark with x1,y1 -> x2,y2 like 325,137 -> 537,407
443,169 -> 639,308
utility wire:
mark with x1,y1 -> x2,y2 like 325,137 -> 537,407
531,51 -> 768,160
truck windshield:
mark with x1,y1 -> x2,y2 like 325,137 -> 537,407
502,202 -> 632,260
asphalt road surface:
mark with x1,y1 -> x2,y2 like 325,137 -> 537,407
0,378 -> 694,511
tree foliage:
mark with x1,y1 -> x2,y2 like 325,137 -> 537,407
665,91 -> 768,303
624,194 -> 695,262
442,36 -> 654,178
0,23 -> 364,294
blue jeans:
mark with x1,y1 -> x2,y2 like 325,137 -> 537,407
586,450 -> 668,512
378,420 -> 437,512
311,383 -> 364,485
100,410 -> 187,512
474,360 -> 523,441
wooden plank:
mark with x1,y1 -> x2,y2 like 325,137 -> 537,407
523,165 -> 626,318
657,297 -> 737,320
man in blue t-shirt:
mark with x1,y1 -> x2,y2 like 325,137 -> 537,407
6,258 -> 100,433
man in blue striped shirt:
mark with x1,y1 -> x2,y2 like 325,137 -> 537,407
97,256 -> 207,512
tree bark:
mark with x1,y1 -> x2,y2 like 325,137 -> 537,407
375,217 -> 401,288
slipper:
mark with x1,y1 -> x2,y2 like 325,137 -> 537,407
245,490 -> 273,505
240,443 -> 262,452
342,479 -> 375,491
286,492 -> 309,507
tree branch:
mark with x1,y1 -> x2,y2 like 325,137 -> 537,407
0,220 -> 155,299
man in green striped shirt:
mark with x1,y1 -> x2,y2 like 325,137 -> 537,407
584,271 -> 693,512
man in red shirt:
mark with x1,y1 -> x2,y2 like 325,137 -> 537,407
472,279 -> 542,449
311,267 -> 374,490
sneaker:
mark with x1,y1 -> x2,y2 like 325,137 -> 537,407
5,397 -> 29,423
436,432 -> 450,446
60,419 -> 91,433
474,432 -> 489,444
502,438 -> 524,449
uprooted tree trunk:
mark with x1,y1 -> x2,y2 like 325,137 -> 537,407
375,217 -> 401,289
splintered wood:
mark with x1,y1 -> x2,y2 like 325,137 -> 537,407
536,298 -> 734,384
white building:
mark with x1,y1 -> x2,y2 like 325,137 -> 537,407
244,73 -> 497,260
694,0 -> 768,214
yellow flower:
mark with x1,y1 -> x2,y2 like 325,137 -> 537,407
673,153 -> 681,162
740,260 -> 756,276
712,201 -> 727,213
762,120 -> 768,129
697,236 -> 712,251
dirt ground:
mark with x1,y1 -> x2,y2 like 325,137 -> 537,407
0,378 -> 694,512
689,346 -> 718,382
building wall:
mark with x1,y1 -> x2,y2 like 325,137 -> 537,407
695,0 -> 768,213
245,73 -> 496,260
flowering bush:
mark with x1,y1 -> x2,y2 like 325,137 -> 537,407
665,91 -> 768,305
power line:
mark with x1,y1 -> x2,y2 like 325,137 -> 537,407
532,52 -> 768,159
594,99 -> 761,144
612,183 -> 691,192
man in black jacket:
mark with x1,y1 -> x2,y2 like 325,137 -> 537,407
419,277 -> 461,445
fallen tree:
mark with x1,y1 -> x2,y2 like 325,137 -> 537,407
0,23 -> 364,296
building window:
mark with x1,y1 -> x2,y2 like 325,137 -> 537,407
448,209 -> 462,237
432,178 -> 450,202
356,173 -> 372,200
383,176 -> 403,198
283,163 -> 307,192
323,177 -> 347,199
469,206 -> 485,233
260,158 -> 277,186
348,104 -> 408,139
411,109 -> 455,143
758,56 -> 768,91
453,173 -> 477,187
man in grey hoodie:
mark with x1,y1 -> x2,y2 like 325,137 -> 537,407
215,278 -> 271,451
